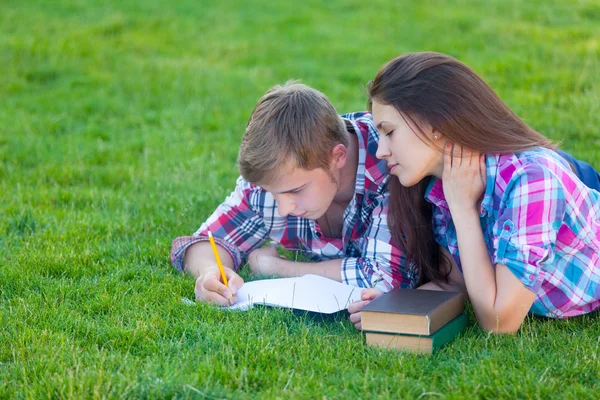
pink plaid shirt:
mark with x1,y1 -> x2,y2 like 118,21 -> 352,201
426,148 -> 600,317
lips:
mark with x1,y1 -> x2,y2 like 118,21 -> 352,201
387,163 -> 399,173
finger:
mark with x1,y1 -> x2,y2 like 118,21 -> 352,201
347,300 -> 365,314
474,151 -> 481,168
203,278 -> 233,300
480,154 -> 486,174
462,147 -> 474,167
361,288 -> 382,301
354,321 -> 362,330
194,277 -> 231,305
225,270 -> 244,295
480,154 -> 487,184
349,310 -> 361,324
469,149 -> 479,166
203,290 -> 234,306
453,143 -> 462,167
444,143 -> 452,173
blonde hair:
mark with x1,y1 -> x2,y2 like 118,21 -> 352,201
238,81 -> 348,184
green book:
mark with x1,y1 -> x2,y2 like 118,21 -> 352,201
364,313 -> 469,354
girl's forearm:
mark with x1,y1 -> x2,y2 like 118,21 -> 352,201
452,208 -> 499,327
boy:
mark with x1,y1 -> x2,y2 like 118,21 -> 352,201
170,82 -> 416,305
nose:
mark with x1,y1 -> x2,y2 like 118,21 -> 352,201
376,136 -> 390,160
275,194 -> 296,217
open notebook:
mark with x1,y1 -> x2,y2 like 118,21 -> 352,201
229,274 -> 363,314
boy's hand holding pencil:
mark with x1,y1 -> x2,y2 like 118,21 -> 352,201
194,266 -> 243,306
193,231 -> 244,306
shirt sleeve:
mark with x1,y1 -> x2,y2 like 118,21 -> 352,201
170,176 -> 271,272
493,164 -> 567,292
341,192 -> 418,291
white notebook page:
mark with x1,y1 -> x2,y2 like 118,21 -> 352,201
229,274 -> 363,314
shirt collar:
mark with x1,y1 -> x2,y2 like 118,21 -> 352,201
424,176 -> 446,209
424,154 -> 497,218
343,117 -> 366,195
480,154 -> 499,217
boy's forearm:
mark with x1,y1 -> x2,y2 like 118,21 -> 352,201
183,241 -> 235,279
271,258 -> 343,281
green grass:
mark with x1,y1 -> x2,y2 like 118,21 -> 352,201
2,0 -> 600,398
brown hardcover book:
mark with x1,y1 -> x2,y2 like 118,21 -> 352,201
361,289 -> 465,335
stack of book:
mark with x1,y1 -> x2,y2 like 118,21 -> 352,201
361,288 -> 468,354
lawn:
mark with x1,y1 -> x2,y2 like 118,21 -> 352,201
1,0 -> 600,398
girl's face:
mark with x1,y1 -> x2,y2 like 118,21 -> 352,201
372,101 -> 444,187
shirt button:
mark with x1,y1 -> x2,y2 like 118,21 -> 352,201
504,225 -> 510,231
316,232 -> 322,238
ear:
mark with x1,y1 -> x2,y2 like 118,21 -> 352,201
330,144 -> 348,169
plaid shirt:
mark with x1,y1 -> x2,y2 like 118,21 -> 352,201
426,148 -> 600,318
170,112 -> 417,291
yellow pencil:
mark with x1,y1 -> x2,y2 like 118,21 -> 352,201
207,231 -> 229,287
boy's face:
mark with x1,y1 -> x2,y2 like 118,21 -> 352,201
259,162 -> 339,220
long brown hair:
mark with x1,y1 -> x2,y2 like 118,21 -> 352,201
368,52 -> 555,285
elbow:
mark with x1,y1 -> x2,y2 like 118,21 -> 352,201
477,313 -> 522,334
481,323 -> 520,335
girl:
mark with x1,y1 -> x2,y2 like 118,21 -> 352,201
349,52 -> 600,333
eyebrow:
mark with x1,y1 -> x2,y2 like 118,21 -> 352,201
276,184 -> 308,195
375,121 -> 391,131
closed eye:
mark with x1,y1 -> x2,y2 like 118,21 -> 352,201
286,186 -> 306,195
385,130 -> 394,137
280,184 -> 308,195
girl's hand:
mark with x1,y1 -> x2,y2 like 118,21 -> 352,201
442,143 -> 486,216
348,288 -> 384,330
